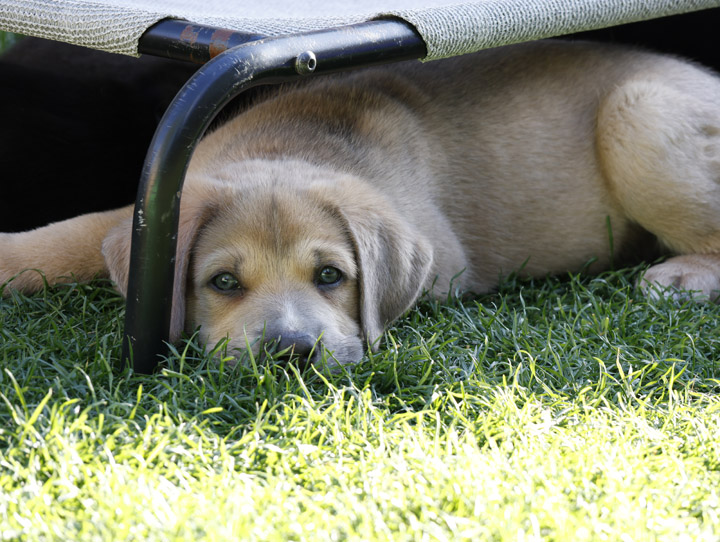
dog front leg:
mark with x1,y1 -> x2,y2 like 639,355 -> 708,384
0,206 -> 133,294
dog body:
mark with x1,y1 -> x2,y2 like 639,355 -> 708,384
3,40 -> 720,364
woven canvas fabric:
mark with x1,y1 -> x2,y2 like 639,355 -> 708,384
1,0 -> 720,60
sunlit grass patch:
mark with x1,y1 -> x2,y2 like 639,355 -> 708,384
1,266 -> 720,540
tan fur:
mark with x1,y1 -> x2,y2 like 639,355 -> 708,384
3,40 -> 720,365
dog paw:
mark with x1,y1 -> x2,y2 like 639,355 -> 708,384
640,255 -> 720,303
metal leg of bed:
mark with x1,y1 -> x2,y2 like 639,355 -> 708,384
122,18 -> 426,372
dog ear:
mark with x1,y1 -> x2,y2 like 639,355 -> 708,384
339,197 -> 433,349
101,187 -> 216,342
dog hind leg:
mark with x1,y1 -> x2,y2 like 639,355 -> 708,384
597,60 -> 720,300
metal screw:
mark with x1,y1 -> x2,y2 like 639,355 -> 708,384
294,51 -> 317,75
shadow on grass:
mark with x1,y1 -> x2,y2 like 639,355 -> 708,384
1,264 -> 719,442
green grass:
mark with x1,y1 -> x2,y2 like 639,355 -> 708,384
2,266 -> 720,540
0,32 -> 21,51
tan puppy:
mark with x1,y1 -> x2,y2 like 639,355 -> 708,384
3,40 -> 720,365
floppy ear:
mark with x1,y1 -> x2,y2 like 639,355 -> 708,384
101,187 -> 216,342
339,198 -> 433,349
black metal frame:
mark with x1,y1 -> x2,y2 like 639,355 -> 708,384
123,18 -> 426,372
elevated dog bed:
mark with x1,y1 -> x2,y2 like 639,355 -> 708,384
2,0 -> 719,371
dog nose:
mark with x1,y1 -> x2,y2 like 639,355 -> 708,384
264,330 -> 318,366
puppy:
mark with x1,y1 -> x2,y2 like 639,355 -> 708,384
2,40 -> 720,366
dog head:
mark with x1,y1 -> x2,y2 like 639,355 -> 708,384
103,160 -> 432,366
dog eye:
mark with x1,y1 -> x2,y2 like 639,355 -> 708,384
317,266 -> 343,286
210,272 -> 241,292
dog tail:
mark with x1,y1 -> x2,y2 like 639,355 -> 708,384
0,205 -> 133,295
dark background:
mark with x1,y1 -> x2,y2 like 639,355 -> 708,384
1,8 -> 719,232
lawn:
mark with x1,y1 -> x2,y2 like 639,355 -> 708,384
1,266 -> 720,541
2,32 -> 720,541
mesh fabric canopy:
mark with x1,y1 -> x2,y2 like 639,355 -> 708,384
2,0 -> 720,61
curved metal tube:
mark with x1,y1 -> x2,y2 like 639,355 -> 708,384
138,19 -> 266,63
123,19 -> 426,372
